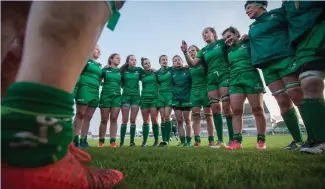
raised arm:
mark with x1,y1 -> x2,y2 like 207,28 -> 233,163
180,40 -> 201,67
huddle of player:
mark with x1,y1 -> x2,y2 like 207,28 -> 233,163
72,1 -> 325,154
2,1 -> 324,189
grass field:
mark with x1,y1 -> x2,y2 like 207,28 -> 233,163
84,135 -> 325,189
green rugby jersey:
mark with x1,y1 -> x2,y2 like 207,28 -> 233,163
79,58 -> 102,88
172,68 -> 191,101
189,64 -> 207,90
282,1 -> 325,44
101,67 -> 121,95
196,39 -> 229,74
156,67 -> 173,92
141,70 -> 158,98
248,7 -> 294,67
122,67 -> 143,96
227,40 -> 255,76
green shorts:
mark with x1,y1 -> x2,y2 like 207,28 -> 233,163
261,56 -> 303,85
157,91 -> 173,108
295,20 -> 325,73
140,97 -> 157,109
75,85 -> 99,107
229,70 -> 266,95
190,88 -> 209,108
207,70 -> 230,92
99,93 -> 121,108
172,100 -> 192,110
121,94 -> 140,107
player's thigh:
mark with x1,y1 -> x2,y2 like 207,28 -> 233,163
230,93 -> 246,114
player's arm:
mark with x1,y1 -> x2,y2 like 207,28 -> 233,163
180,40 -> 202,67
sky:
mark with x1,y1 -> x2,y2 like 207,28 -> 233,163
81,1 -> 325,134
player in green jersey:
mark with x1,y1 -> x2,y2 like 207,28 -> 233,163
140,57 -> 160,147
119,55 -> 143,147
97,53 -> 122,148
171,55 -> 193,147
245,1 -> 305,150
181,27 -> 234,148
222,26 -> 267,150
1,1 -> 125,188
187,45 -> 217,148
282,1 -> 325,154
73,45 -> 102,148
156,55 -> 174,147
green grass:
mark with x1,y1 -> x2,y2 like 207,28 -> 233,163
84,135 -> 325,189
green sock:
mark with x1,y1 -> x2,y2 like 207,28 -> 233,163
186,136 -> 192,143
130,124 -> 136,143
233,133 -> 243,143
194,135 -> 201,143
120,124 -> 127,144
282,108 -> 303,142
80,136 -> 87,144
213,114 -> 224,142
208,136 -> 214,142
73,135 -> 79,143
180,136 -> 186,143
161,122 -> 166,142
110,138 -> 116,144
99,138 -> 105,143
300,99 -> 325,142
152,124 -> 159,143
226,116 -> 234,141
1,82 -> 74,167
257,134 -> 266,142
165,121 -> 172,142
142,124 -> 149,143
297,105 -> 315,141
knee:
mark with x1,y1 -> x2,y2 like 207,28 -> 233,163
122,116 -> 128,124
38,2 -> 107,47
150,116 -> 158,124
177,120 -> 183,126
100,120 -> 108,126
285,81 -> 303,105
232,108 -> 243,117
300,72 -> 325,98
130,117 -> 136,123
273,89 -> 293,111
192,112 -> 201,121
204,113 -> 213,121
110,116 -> 118,123
76,111 -> 85,120
143,119 -> 150,124
184,118 -> 191,125
222,105 -> 232,116
210,101 -> 221,113
251,106 -> 264,117
84,114 -> 93,121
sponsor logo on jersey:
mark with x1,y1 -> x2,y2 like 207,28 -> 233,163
213,44 -> 221,49
288,61 -> 297,70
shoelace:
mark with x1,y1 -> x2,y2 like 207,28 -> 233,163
68,143 -> 92,162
